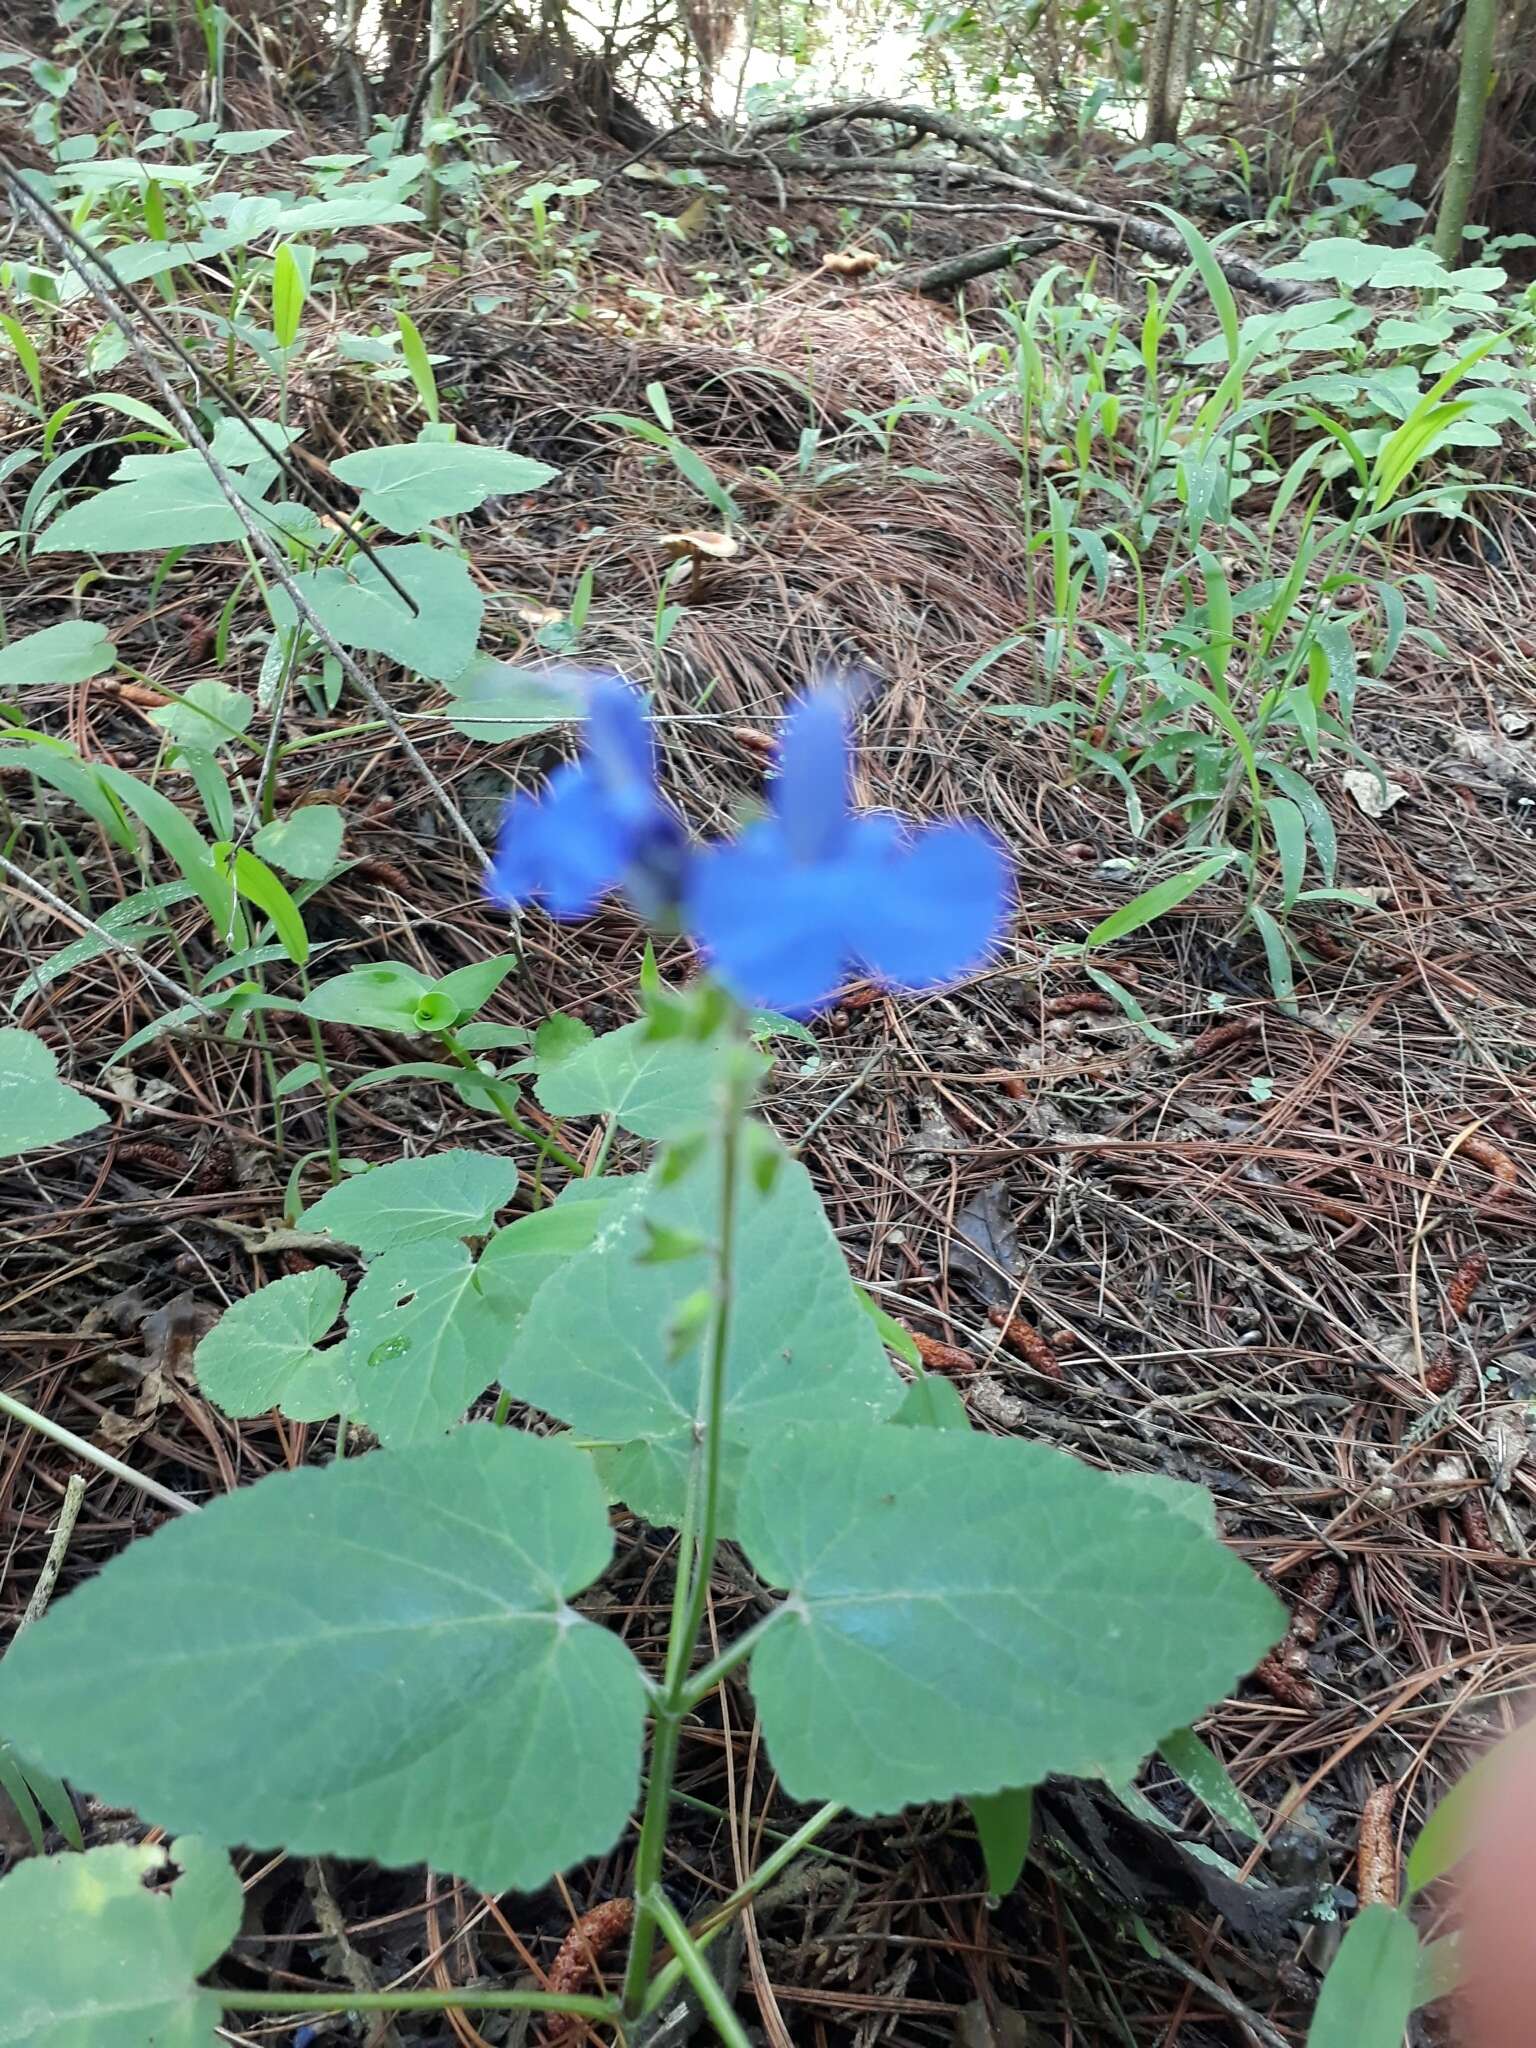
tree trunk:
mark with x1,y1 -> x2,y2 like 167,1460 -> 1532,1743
1238,0 -> 1280,95
1434,0 -> 1498,263
1143,0 -> 1194,145
424,0 -> 452,230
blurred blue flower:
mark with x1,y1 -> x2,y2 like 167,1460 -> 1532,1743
489,678 -> 686,921
685,689 -> 1010,1013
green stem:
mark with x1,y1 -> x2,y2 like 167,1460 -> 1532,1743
677,1608 -> 781,1712
0,1391 -> 196,1515
437,1030 -> 584,1173
641,1801 -> 844,2017
215,1989 -> 616,2019
620,1058 -> 751,2020
644,1890 -> 753,2048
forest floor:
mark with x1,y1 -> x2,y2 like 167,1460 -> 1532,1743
4,80 -> 1536,2048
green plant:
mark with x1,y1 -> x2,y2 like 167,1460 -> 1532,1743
0,971 -> 1284,2037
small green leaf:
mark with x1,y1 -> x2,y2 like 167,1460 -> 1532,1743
1265,796 -> 1309,911
736,1425 -> 1284,1813
332,441 -> 558,533
968,1786 -> 1033,1896
436,952 -> 518,1023
251,804 -> 344,880
301,961 -> 436,1032
1406,1741 -> 1512,1894
195,1268 -> 352,1422
148,682 -> 255,755
890,1373 -> 972,1429
0,619 -> 116,688
273,544 -> 484,683
1157,1726 -> 1260,1840
1085,854 -> 1234,948
227,847 -> 308,966
0,1432 -> 646,1893
856,1286 -> 923,1370
396,308 -> 439,423
534,1017 -> 767,1140
270,242 -> 306,350
344,1238 -> 503,1443
442,657 -> 582,742
0,1837 -> 240,2047
301,1150 -> 519,1253
0,1028 -> 106,1160
1306,1905 -> 1420,2048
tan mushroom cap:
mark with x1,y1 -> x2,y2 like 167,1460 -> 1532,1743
658,529 -> 740,562
513,601 -> 565,628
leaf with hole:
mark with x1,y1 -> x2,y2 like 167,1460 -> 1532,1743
735,1424 -> 1284,1813
195,1268 -> 352,1423
0,1431 -> 646,1893
0,620 -> 116,688
344,1237 -> 504,1444
332,441 -> 558,533
504,1127 -> 902,1532
273,543 -> 483,682
302,1151 -> 519,1254
0,1836 -> 241,2048
0,1027 -> 107,1161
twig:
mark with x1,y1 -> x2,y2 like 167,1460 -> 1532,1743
0,1391 -> 197,1516
0,854 -> 218,1019
2,170 -> 489,865
0,156 -> 412,611
16,1474 -> 86,1634
401,0 -> 529,148
909,230 -> 1060,296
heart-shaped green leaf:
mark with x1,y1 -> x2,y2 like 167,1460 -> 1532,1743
332,441 -> 558,533
345,1237 -> 503,1443
504,1128 -> 901,1531
251,804 -> 344,879
737,1424 -> 1285,1813
0,1430 -> 646,1893
0,1028 -> 107,1161
534,1017 -> 769,1140
195,1268 -> 352,1423
302,1151 -> 519,1254
0,1837 -> 240,2048
0,619 -> 116,688
273,543 -> 483,682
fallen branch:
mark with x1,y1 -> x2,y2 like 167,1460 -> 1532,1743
908,229 -> 1061,296
666,102 -> 1311,305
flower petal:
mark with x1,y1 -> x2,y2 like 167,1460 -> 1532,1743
490,763 -> 632,919
773,690 -> 853,865
686,824 -> 853,1014
585,679 -> 659,825
852,822 -> 1010,991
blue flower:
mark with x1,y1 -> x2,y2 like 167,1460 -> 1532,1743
685,689 -> 1010,1014
489,678 -> 686,921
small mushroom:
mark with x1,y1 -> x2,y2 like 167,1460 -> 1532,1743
657,528 -> 739,602
513,601 -> 565,633
820,248 -> 880,280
